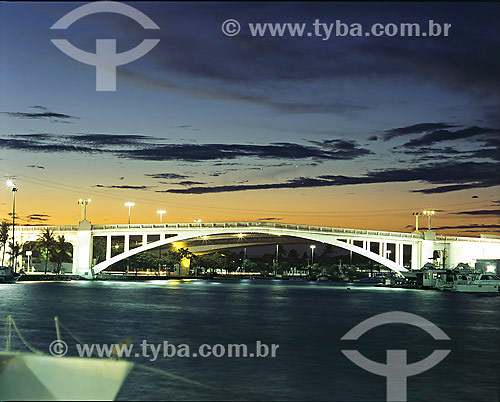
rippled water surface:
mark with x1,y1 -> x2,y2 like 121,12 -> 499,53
1,280 -> 499,401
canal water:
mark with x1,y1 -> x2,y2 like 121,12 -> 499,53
1,280 -> 499,401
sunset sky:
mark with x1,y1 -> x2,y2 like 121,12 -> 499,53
1,2 -> 499,235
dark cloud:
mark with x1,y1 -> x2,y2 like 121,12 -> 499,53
0,133 -> 160,154
26,214 -> 50,221
27,165 -> 45,169
383,123 -> 456,140
0,111 -> 78,121
412,180 -> 499,194
70,134 -> 162,146
368,136 -> 378,141
30,105 -> 49,111
308,139 -> 373,158
156,178 -> 329,194
158,161 -> 500,194
176,180 -> 206,186
402,126 -> 499,148
94,184 -> 151,190
121,142 -> 372,162
451,209 -> 500,216
432,224 -> 500,230
212,162 -> 242,166
472,195 -> 479,198
145,173 -> 191,180
175,125 -> 201,131
0,136 -> 96,153
471,147 -> 500,161
257,217 -> 283,221
0,134 -> 371,162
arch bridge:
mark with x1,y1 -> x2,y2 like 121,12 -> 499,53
14,220 -> 500,277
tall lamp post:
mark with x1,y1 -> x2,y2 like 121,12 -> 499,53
157,209 -> 166,223
125,202 -> 135,225
78,198 -> 91,221
422,210 -> 435,230
6,180 -> 17,271
412,212 -> 422,233
310,245 -> 316,265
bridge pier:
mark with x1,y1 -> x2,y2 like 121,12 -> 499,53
72,220 -> 93,277
106,234 -> 112,261
124,235 -> 130,253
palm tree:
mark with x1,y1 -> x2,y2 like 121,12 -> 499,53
38,228 -> 55,274
0,222 -> 9,266
52,235 -> 73,274
8,241 -> 21,272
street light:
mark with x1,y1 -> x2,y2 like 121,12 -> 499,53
124,202 -> 135,225
310,245 -> 316,265
422,210 -> 435,230
386,249 -> 392,260
156,209 -> 166,223
412,212 -> 422,232
193,219 -> 202,223
6,180 -> 17,271
237,233 -> 245,239
78,199 -> 91,221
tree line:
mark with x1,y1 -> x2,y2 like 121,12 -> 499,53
96,242 -> 380,280
0,222 -> 72,273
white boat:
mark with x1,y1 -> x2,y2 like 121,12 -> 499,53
1,316 -> 134,401
452,272 -> 500,293
0,351 -> 133,401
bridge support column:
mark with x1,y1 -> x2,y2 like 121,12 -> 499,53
124,235 -> 130,252
142,234 -> 147,246
396,243 -> 401,266
73,220 -> 93,277
411,243 -> 420,270
380,242 -> 386,258
106,234 -> 111,261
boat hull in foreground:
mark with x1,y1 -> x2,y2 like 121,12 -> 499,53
0,351 -> 133,401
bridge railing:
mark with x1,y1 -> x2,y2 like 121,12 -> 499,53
16,222 -> 500,243
16,225 -> 79,232
89,221 -> 423,239
436,235 -> 500,243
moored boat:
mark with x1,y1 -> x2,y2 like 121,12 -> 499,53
452,272 -> 500,293
1,316 -> 134,401
0,351 -> 133,400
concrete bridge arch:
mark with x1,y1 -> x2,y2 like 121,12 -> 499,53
92,229 -> 409,276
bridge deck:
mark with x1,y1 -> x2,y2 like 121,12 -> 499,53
16,221 -> 500,243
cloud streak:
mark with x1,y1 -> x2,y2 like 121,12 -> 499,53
0,134 -> 371,162
158,161 -> 500,194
